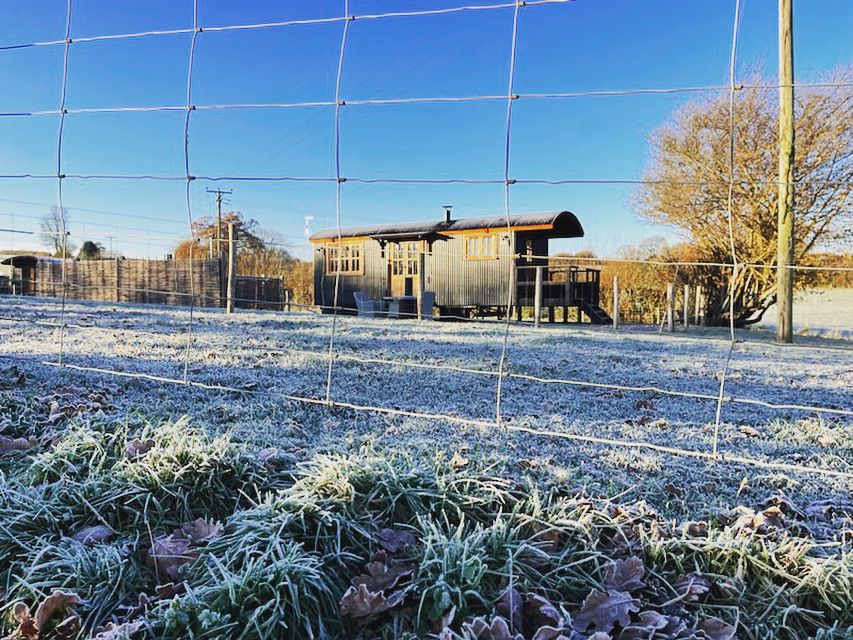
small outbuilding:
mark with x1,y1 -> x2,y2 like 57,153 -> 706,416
309,209 -> 611,323
0,253 -> 39,296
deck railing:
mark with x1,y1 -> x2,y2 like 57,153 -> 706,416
516,264 -> 601,309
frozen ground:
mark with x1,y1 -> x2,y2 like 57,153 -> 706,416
1,295 -> 852,515
754,287 -> 853,339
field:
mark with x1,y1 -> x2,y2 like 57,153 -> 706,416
1,297 -> 851,640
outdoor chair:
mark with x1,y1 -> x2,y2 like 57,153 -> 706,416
353,291 -> 386,318
420,291 -> 436,319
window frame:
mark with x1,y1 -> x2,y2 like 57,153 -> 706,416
464,232 -> 500,260
325,240 -> 364,276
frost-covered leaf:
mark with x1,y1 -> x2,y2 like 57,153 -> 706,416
338,583 -> 405,619
461,616 -> 524,640
604,557 -> 645,593
0,436 -> 36,453
375,528 -> 416,553
92,620 -> 145,640
525,594 -> 563,629
685,521 -> 709,537
531,626 -> 572,640
178,518 -> 223,543
616,610 -> 670,639
695,616 -> 736,640
126,439 -> 154,458
673,574 -> 711,602
572,590 -> 639,634
352,553 -> 413,592
33,591 -> 80,633
71,524 -> 114,544
496,587 -> 522,632
144,535 -> 197,579
450,451 -> 469,469
154,582 -> 186,599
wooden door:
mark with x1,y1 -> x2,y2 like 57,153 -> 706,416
389,241 -> 422,296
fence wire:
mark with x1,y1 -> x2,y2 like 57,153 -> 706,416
0,0 -> 850,483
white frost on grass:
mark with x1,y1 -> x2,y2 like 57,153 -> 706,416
0,295 -> 850,491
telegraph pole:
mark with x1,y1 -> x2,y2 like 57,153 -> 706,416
206,188 -> 233,256
776,0 -> 794,343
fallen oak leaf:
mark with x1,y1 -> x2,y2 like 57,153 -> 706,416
178,518 -> 224,543
339,583 -> 405,619
92,620 -> 145,640
604,557 -> 645,593
144,535 -> 197,579
572,590 -> 639,634
695,616 -> 737,640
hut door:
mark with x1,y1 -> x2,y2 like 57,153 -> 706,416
389,241 -> 421,296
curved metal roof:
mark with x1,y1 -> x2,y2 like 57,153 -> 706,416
309,211 -> 584,241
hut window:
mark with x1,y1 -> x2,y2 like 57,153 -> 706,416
325,242 -> 363,275
465,233 -> 498,260
390,241 -> 420,276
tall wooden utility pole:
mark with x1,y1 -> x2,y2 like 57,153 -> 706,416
206,188 -> 232,257
226,222 -> 236,314
776,0 -> 795,343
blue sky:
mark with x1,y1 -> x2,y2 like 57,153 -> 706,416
0,0 -> 850,259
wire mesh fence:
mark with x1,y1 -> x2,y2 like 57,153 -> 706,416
0,0 -> 850,483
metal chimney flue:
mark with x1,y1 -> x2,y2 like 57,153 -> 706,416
442,205 -> 453,224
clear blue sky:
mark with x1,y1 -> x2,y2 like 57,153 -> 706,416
0,0 -> 850,259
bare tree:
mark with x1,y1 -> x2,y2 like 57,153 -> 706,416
39,206 -> 76,258
637,69 -> 852,326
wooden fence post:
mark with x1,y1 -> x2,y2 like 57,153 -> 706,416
534,265 -> 543,327
612,275 -> 619,329
666,283 -> 675,332
683,284 -> 690,328
417,250 -> 426,320
226,222 -> 236,314
694,285 -> 701,326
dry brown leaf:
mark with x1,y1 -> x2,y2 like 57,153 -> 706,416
572,590 -> 639,634
673,574 -> 711,602
91,620 -> 145,640
33,591 -> 80,634
496,587 -> 523,633
616,610 -> 669,639
338,583 -> 405,619
144,535 -> 197,579
604,557 -> 645,593
0,436 -> 37,454
450,451 -> 469,469
154,582 -> 186,599
126,439 -> 155,459
531,626 -> 572,640
353,555 -> 413,592
375,528 -> 416,553
664,483 -> 683,497
685,521 -> 709,537
461,616 -> 524,640
72,524 -> 114,545
178,518 -> 224,543
695,616 -> 736,640
524,594 -> 562,630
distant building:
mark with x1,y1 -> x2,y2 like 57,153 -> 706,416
309,209 -> 610,323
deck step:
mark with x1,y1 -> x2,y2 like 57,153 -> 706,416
579,302 -> 613,325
